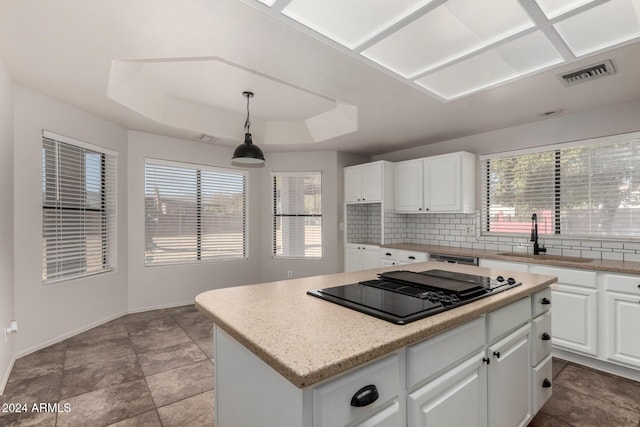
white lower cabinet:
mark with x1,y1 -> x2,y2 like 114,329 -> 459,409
606,291 -> 640,368
353,401 -> 401,427
530,265 -> 598,356
487,323 -> 532,427
408,352 -> 487,427
549,284 -> 597,355
346,244 -> 381,272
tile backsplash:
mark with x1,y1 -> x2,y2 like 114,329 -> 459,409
384,210 -> 640,262
346,203 -> 382,244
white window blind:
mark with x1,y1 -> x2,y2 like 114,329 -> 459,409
482,133 -> 640,238
145,159 -> 247,265
42,131 -> 117,283
273,172 -> 322,259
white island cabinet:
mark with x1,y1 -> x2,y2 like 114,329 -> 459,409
196,264 -> 555,427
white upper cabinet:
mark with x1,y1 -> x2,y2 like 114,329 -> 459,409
395,152 -> 476,213
344,161 -> 394,205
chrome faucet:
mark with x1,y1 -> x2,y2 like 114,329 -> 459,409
530,213 -> 547,255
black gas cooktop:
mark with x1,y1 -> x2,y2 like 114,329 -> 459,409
307,269 -> 521,325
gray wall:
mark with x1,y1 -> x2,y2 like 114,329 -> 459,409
126,131 -> 264,311
0,57 -> 15,393
13,86 -> 129,355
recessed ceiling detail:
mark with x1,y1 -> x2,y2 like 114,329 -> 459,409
107,57 -> 357,144
241,0 -> 640,101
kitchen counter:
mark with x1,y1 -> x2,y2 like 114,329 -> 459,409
383,243 -> 640,274
195,262 -> 555,389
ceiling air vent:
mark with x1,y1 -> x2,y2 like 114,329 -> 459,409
197,133 -> 217,143
559,60 -> 616,87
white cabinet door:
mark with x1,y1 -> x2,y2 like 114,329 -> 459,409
408,352 -> 487,427
394,159 -> 423,213
606,291 -> 640,368
550,284 -> 598,356
361,162 -> 383,203
345,166 -> 363,203
488,324 -> 532,427
362,245 -> 382,270
424,155 -> 460,212
346,244 -> 380,272
346,244 -> 362,272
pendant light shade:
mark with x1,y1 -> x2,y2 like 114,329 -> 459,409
232,91 -> 265,166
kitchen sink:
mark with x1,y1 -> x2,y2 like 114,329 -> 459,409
497,253 -> 595,263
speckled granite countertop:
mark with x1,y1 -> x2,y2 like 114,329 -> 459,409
383,243 -> 640,274
195,262 -> 556,389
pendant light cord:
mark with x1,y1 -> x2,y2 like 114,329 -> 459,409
244,93 -> 251,133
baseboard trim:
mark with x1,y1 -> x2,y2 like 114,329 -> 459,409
0,355 -> 16,396
552,348 -> 640,382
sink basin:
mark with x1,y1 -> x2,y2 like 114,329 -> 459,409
498,253 -> 594,263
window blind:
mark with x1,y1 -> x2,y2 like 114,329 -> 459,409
482,133 -> 640,238
145,159 -> 247,265
42,132 -> 117,283
273,172 -> 322,259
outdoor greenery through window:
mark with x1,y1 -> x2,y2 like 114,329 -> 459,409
273,172 -> 322,259
42,131 -> 117,283
145,159 -> 247,265
482,132 -> 640,238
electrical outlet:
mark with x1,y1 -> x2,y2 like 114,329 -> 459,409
466,226 -> 474,236
287,271 -> 293,279
4,320 -> 17,343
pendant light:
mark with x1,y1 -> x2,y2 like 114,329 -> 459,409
232,91 -> 265,166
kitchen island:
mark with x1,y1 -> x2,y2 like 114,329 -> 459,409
196,262 -> 557,427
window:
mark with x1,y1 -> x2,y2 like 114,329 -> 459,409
273,172 -> 322,259
145,159 -> 247,265
482,132 -> 640,238
42,131 -> 117,283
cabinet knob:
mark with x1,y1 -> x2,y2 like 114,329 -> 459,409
493,351 -> 501,359
541,297 -> 551,305
483,357 -> 490,365
541,332 -> 551,341
418,208 -> 422,211
350,385 -> 379,407
542,378 -> 552,388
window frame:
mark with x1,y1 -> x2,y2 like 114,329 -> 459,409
41,130 -> 117,284
272,171 -> 323,260
480,131 -> 640,240
144,158 -> 248,266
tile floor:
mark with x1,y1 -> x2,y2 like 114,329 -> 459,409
1,305 -> 639,426
0,305 -> 215,426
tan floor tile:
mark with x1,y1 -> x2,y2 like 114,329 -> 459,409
146,360 -> 214,407
137,342 -> 207,376
157,390 -> 215,427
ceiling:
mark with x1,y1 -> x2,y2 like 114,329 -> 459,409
1,0 -> 640,156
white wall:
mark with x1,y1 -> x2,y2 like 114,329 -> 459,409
126,131 -> 263,311
258,151 -> 343,282
373,99 -> 640,162
13,86 -> 129,355
0,58 -> 15,393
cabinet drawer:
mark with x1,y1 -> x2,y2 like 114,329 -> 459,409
397,250 -> 427,263
532,311 -> 552,366
380,249 -> 397,261
407,316 -> 485,389
605,273 -> 640,295
532,355 -> 553,413
532,287 -> 552,318
487,297 -> 531,343
530,265 -> 596,288
353,401 -> 401,427
313,354 -> 400,427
